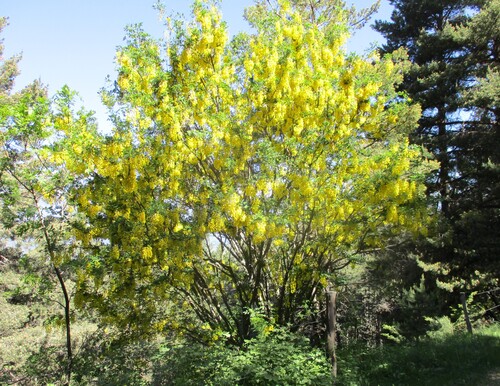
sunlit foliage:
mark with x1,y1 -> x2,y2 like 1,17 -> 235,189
65,0 -> 435,341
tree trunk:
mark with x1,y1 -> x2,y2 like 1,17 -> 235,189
33,194 -> 73,384
326,289 -> 337,379
54,265 -> 72,383
460,292 -> 473,334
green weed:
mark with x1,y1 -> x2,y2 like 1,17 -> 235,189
337,324 -> 500,386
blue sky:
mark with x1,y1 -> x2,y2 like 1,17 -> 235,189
2,0 -> 392,131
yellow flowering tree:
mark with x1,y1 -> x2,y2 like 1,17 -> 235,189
71,0 -> 434,343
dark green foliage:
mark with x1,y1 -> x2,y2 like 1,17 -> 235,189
374,0 -> 499,326
21,344 -> 69,386
152,314 -> 332,386
337,324 -> 500,385
447,0 -> 500,294
334,249 -> 446,344
71,331 -> 156,386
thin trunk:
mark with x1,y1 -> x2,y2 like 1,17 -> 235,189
54,265 -> 72,382
326,289 -> 337,380
32,192 -> 73,383
460,292 -> 473,334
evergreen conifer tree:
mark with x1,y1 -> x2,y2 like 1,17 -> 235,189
375,0 -> 499,320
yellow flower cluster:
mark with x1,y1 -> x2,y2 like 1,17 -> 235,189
64,1 -> 434,331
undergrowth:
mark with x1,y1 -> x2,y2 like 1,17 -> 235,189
337,324 -> 500,386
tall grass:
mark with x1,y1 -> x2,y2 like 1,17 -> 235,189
337,324 -> 500,385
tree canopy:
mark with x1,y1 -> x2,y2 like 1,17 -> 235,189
60,0 -> 435,342
375,0 -> 499,300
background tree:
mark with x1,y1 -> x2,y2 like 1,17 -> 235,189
447,0 -> 499,305
68,0 -> 435,345
0,16 -> 21,260
0,17 -> 97,380
0,85 -> 73,383
374,0 -> 499,324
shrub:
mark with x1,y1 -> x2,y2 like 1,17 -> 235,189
152,313 -> 332,385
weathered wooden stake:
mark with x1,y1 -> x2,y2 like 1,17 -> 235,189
327,289 -> 337,379
460,292 -> 473,334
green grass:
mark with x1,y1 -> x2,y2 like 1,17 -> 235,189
337,324 -> 500,386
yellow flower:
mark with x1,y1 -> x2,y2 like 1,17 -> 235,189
142,246 -> 153,261
111,245 -> 120,260
173,223 -> 184,232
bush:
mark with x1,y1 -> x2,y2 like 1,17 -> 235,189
71,330 -> 157,386
152,314 -> 332,385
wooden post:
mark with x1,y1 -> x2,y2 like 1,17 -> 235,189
460,292 -> 473,334
327,289 -> 337,379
